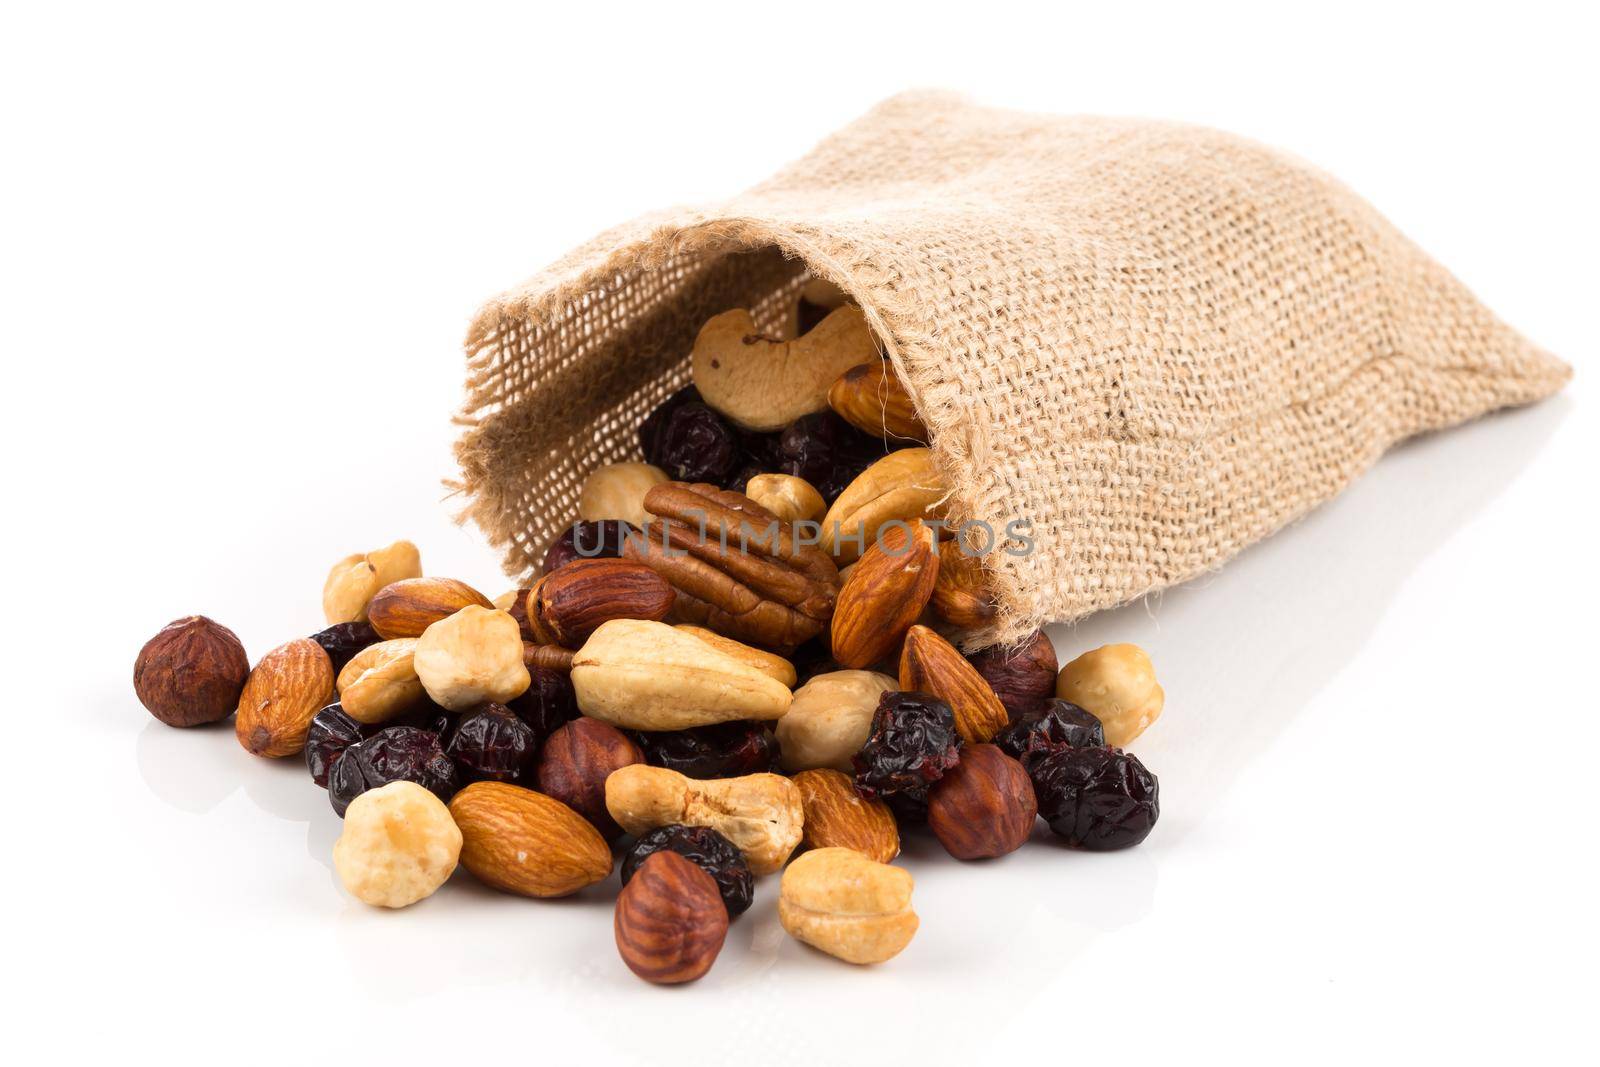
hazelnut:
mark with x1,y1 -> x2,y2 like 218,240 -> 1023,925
333,781 -> 462,908
1055,643 -> 1165,747
578,462 -> 669,528
776,669 -> 896,772
614,851 -> 728,984
335,639 -> 425,724
322,540 -> 422,624
743,473 -> 826,525
132,616 -> 249,727
967,630 -> 1059,718
535,717 -> 643,840
927,744 -> 1038,860
414,606 -> 531,711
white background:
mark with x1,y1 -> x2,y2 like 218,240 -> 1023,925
4,2 -> 1596,1063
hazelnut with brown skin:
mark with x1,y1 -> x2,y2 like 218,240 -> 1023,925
614,850 -> 729,984
928,744 -> 1038,860
967,630 -> 1059,719
535,717 -> 643,840
133,616 -> 250,727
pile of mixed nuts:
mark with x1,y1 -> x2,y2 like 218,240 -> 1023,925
132,280 -> 1163,983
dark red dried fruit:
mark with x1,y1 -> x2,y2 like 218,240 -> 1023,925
994,699 -> 1105,760
634,721 -> 780,780
1024,746 -> 1159,850
328,726 -> 459,817
542,520 -> 639,575
445,703 -> 538,784
620,825 -> 754,919
507,664 -> 577,741
788,637 -> 839,685
305,703 -> 372,788
308,621 -> 382,673
653,401 -> 739,483
852,691 -> 962,803
639,384 -> 701,466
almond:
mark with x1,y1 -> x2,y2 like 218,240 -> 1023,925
367,577 -> 493,639
899,624 -> 1008,743
831,520 -> 939,668
532,558 -> 675,648
930,550 -> 998,631
792,769 -> 899,863
827,361 -> 928,442
447,781 -> 613,898
235,638 -> 335,758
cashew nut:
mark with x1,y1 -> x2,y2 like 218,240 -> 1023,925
604,765 -> 804,875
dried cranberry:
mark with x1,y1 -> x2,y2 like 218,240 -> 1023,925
308,621 -> 381,673
852,692 -> 962,803
392,701 -> 453,739
328,726 -> 459,818
639,384 -> 701,467
1024,746 -> 1159,850
652,402 -> 739,483
542,520 -> 638,575
778,410 -> 889,502
634,721 -> 780,779
621,825 -> 754,919
305,704 -> 371,788
446,703 -> 538,784
994,700 -> 1105,761
508,664 -> 577,741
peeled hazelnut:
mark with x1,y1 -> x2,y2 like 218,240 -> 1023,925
535,717 -> 643,840
776,669 -> 897,772
333,780 -> 462,908
743,473 -> 826,525
967,630 -> 1059,718
1056,643 -> 1165,747
578,462 -> 669,528
133,616 -> 249,727
322,540 -> 422,624
235,638 -> 335,758
368,577 -> 493,640
531,558 -> 675,647
928,744 -> 1038,860
615,851 -> 728,984
414,606 -> 531,711
336,638 -> 425,724
778,847 -> 917,965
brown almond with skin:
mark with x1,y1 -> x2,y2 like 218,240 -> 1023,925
928,744 -> 1038,860
831,520 -> 939,669
447,781 -> 613,898
930,550 -> 997,631
615,851 -> 728,984
532,558 -> 675,648
235,638 -> 334,757
967,630 -> 1059,718
367,577 -> 493,639
535,717 -> 643,840
793,768 -> 900,863
899,624 -> 1008,743
827,360 -> 928,442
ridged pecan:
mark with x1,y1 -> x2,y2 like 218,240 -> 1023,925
621,482 -> 839,650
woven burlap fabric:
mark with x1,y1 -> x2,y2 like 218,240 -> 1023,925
453,91 -> 1570,647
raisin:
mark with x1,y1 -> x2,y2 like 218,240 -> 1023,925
542,520 -> 638,575
445,703 -> 538,784
652,402 -> 739,483
994,700 -> 1105,761
788,637 -> 839,685
305,703 -> 371,788
852,691 -> 962,803
328,726 -> 459,818
620,825 -> 754,919
1024,746 -> 1159,850
638,384 -> 701,467
634,721 -> 780,779
508,664 -> 578,741
308,621 -> 381,673
778,410 -> 890,502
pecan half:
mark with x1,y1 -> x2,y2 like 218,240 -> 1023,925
621,482 -> 840,650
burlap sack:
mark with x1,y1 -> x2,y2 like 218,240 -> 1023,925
452,91 -> 1570,647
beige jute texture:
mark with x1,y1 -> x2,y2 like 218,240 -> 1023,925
452,92 -> 1570,648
